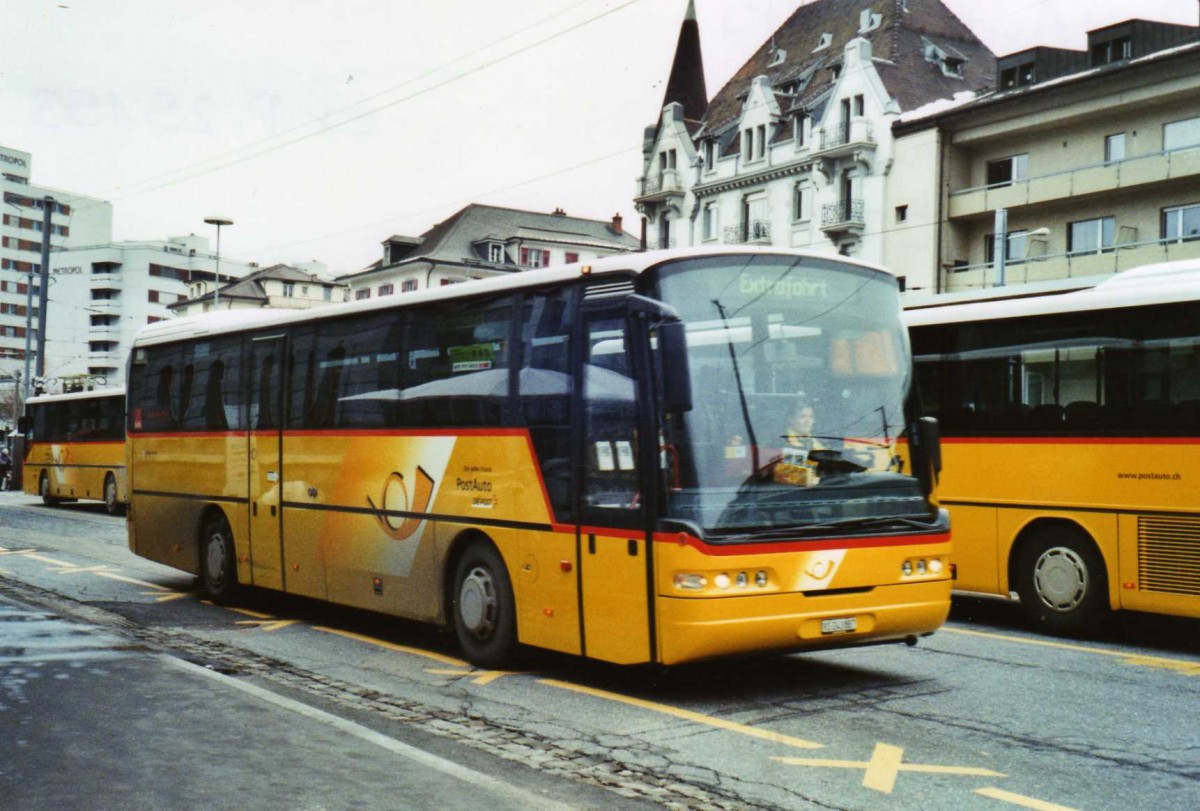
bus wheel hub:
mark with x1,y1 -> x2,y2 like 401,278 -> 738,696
459,567 -> 496,635
1034,547 -> 1087,612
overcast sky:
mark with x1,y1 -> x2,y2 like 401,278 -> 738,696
3,0 -> 1197,275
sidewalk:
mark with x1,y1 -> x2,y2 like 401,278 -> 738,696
0,591 -> 584,811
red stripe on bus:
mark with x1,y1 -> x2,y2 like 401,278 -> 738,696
943,436 -> 1200,445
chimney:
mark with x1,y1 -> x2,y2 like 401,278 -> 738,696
611,212 -> 624,234
552,207 -> 566,216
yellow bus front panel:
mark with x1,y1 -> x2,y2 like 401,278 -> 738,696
652,533 -> 952,665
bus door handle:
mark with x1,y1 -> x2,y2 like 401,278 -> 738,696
253,502 -> 258,517
270,505 -> 277,517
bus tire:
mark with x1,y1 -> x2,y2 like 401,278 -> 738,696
200,512 -> 238,603
40,472 -> 61,507
1014,526 -> 1110,637
451,542 -> 516,669
103,474 -> 124,516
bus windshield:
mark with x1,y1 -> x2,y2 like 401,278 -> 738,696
651,254 -> 931,536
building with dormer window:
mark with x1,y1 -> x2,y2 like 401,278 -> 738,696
340,204 -> 637,300
893,14 -> 1200,299
636,0 -> 994,282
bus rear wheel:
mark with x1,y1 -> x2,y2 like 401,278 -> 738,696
103,474 -> 124,516
1014,526 -> 1110,637
40,472 -> 61,507
200,513 -> 238,603
452,542 -> 516,669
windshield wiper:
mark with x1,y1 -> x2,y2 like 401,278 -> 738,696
718,516 -> 936,541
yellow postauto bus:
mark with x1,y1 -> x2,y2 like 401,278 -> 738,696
20,388 -> 128,515
907,260 -> 1200,636
126,247 -> 949,668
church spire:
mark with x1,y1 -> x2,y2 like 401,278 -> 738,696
661,0 -> 708,122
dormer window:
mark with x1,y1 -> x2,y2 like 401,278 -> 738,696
943,56 -> 964,77
1000,61 -> 1036,89
858,9 -> 881,33
814,33 -> 832,52
769,46 -> 786,67
1090,36 -> 1131,66
704,140 -> 716,171
488,243 -> 504,263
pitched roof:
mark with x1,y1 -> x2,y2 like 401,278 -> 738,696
343,204 -> 639,279
696,0 -> 995,135
170,263 -> 334,309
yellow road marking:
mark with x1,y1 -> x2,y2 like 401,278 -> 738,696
50,564 -> 111,575
98,572 -> 174,591
863,742 -> 904,793
311,626 -> 468,667
22,552 -> 74,567
773,744 -> 1003,793
976,786 -> 1079,810
0,548 -> 36,556
140,590 -> 190,603
226,606 -> 275,619
426,668 -> 517,685
944,627 -> 1200,676
540,679 -> 823,750
235,619 -> 300,632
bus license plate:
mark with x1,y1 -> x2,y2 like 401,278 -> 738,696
821,617 -> 857,634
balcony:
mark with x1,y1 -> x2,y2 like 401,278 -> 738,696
88,299 -> 121,316
87,349 -> 121,366
942,236 -> 1200,293
812,120 -> 875,159
88,323 -> 120,339
820,199 -> 865,238
90,273 -> 122,291
948,146 -> 1200,220
723,220 -> 772,244
635,170 -> 684,204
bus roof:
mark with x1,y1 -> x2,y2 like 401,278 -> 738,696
904,260 -> 1200,328
131,247 -> 894,348
26,387 -> 126,405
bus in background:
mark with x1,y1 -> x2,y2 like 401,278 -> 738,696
20,388 -> 127,515
907,260 -> 1200,636
126,247 -> 948,668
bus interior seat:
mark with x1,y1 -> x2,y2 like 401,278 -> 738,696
1029,404 -> 1064,431
1064,401 -> 1100,432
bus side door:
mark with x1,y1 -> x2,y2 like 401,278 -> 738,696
577,306 -> 653,664
247,335 -> 285,590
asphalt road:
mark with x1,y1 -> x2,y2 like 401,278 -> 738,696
1,490 -> 1198,810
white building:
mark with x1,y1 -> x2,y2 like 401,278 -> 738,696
340,204 -> 638,300
44,235 -> 257,390
2,144 -> 113,390
171,263 -> 347,317
636,0 -> 995,289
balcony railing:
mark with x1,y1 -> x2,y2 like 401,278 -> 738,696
637,170 -> 683,199
821,199 -> 865,228
723,220 -> 772,244
815,121 -> 875,153
943,235 -> 1200,292
948,144 -> 1200,219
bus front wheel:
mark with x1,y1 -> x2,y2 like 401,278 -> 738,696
200,513 -> 238,603
452,542 -> 516,669
40,472 -> 61,507
1014,526 -> 1110,637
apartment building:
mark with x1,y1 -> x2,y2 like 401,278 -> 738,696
170,263 -> 346,317
892,16 -> 1200,297
44,235 -> 257,388
635,0 -> 994,277
1,144 -> 112,388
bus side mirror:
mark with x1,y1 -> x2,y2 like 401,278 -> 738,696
658,321 -> 693,414
919,416 -> 942,475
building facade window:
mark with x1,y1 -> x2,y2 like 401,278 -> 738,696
1164,116 -> 1200,152
702,202 -> 719,240
282,282 -> 295,297
355,289 -> 371,300
1105,133 -> 1126,163
986,154 -> 1029,187
1091,36 -> 1131,66
704,140 -> 716,171
793,186 -> 810,221
378,283 -> 394,296
520,247 -> 550,268
401,279 -> 418,292
488,243 -> 504,263
564,252 -> 579,264
1162,204 -> 1200,242
984,230 -> 1029,265
1068,216 -> 1116,254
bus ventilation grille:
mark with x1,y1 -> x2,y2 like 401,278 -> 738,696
583,281 -> 635,299
1137,516 -> 1200,596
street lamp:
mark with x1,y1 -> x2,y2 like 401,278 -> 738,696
203,217 -> 233,308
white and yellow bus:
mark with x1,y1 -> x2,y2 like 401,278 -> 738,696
907,260 -> 1200,636
20,388 -> 127,515
126,247 -> 949,668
